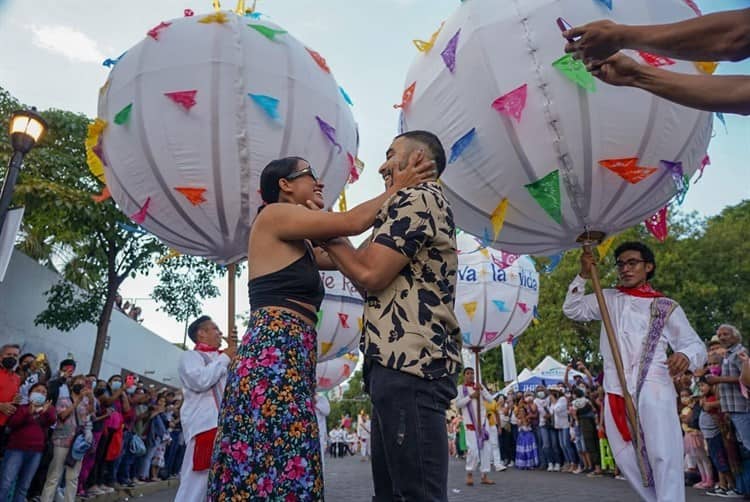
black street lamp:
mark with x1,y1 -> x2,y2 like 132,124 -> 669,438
0,108 -> 47,232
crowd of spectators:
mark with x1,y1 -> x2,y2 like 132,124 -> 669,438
0,346 -> 184,501
447,323 -> 750,498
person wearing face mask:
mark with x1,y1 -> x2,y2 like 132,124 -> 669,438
41,375 -> 93,502
0,344 -> 21,430
16,353 -> 34,381
102,375 -> 132,490
533,386 -> 561,472
564,242 -> 706,502
0,382 -> 55,502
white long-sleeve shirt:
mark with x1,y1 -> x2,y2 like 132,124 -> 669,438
178,350 -> 231,442
455,385 -> 495,429
562,275 -> 706,396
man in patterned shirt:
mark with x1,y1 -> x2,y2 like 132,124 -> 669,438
322,130 -> 461,501
706,324 -> 750,451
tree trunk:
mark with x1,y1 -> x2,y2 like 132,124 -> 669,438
89,241 -> 120,376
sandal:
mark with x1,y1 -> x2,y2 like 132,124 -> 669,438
481,478 -> 496,485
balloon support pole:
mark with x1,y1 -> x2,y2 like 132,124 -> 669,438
473,347 -> 482,432
577,231 -> 644,485
227,263 -> 236,335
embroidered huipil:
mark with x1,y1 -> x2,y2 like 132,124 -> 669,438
562,275 -> 706,396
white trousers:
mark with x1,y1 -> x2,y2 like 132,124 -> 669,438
175,437 -> 209,502
465,428 -> 492,474
40,446 -> 81,502
360,437 -> 371,457
488,426 -> 503,467
605,381 -> 685,502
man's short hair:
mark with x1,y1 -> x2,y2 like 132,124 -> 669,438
463,367 -> 474,374
0,344 -> 20,354
614,241 -> 656,281
59,358 -> 76,370
718,324 -> 741,341
188,315 -> 212,343
395,130 -> 447,177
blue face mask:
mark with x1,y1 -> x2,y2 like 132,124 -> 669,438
111,381 -> 122,391
30,392 -> 46,406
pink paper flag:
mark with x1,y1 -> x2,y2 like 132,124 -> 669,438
346,153 -> 360,183
341,364 -> 352,378
130,197 -> 151,224
492,84 -> 528,123
517,302 -> 529,314
338,313 -> 350,328
492,251 -> 519,270
485,332 -> 500,344
507,334 -> 514,345
319,377 -> 332,389
638,51 -> 675,67
147,21 -> 172,40
695,154 -> 710,184
184,9 -> 194,16
441,29 -> 460,73
165,90 -> 198,111
645,206 -> 668,242
683,0 -> 702,16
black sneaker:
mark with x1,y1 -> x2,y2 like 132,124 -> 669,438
707,487 -> 727,497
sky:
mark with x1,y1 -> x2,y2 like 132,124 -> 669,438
0,0 -> 748,346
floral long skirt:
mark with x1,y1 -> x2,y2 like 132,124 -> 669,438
207,308 -> 323,501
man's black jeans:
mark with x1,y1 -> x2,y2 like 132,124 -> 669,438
367,362 -> 457,501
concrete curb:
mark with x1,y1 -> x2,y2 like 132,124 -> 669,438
76,479 -> 179,502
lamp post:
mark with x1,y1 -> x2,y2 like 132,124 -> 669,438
1,108 -> 47,232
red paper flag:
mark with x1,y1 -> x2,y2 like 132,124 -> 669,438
393,82 -> 416,110
174,187 -> 207,206
147,21 -> 172,40
338,313 -> 350,328
319,377 -> 332,389
341,364 -> 352,378
638,51 -> 675,67
507,334 -> 514,345
485,331 -> 500,344
683,0 -> 702,16
694,154 -> 710,184
517,302 -> 529,314
165,90 -> 198,111
306,48 -> 330,73
491,84 -> 528,123
130,197 -> 151,224
346,153 -> 360,183
644,206 -> 668,242
599,157 -> 658,184
92,186 -> 111,203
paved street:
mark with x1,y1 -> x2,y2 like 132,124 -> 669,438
139,456 -> 713,501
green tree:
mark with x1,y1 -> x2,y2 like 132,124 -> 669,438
327,369 -> 371,430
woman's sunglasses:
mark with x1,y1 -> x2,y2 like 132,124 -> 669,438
285,166 -> 319,182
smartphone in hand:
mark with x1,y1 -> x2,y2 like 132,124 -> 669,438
556,17 -> 580,43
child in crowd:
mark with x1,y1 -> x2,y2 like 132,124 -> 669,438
698,378 -> 737,496
515,402 -> 538,469
680,388 -> 713,489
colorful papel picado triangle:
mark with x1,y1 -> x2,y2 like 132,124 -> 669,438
595,0 -> 613,9
130,197 -> 151,224
645,206 -> 668,242
199,11 -> 229,24
165,90 -> 198,111
413,22 -> 444,53
248,24 -> 287,41
321,342 -> 333,356
485,332 -> 500,344
315,116 -> 342,153
114,104 -> 133,125
448,128 -> 476,164
92,186 -> 111,203
490,198 -> 509,240
441,29 -> 460,73
660,160 -> 688,204
147,21 -> 172,40
492,300 -> 509,312
463,302 -> 478,320
525,170 -> 562,224
174,187 -> 207,206
492,84 -> 528,123
338,313 -> 350,328
694,61 -> 718,74
552,54 -> 596,92
248,93 -> 280,121
694,155 -> 710,184
638,51 -> 675,67
599,157 -> 657,184
517,302 -> 529,314
316,310 -> 323,329
306,48 -> 331,73
393,81 -> 416,110
596,236 -> 616,260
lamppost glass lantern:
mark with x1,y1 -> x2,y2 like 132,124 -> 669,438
9,108 -> 47,154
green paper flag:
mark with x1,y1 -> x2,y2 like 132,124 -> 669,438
316,310 -> 323,329
552,54 -> 596,92
114,104 -> 133,125
525,170 -> 562,224
248,24 -> 287,41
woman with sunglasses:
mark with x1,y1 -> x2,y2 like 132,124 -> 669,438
208,154 -> 434,501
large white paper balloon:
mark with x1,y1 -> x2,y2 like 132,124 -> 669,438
316,271 -> 364,362
93,10 -> 358,263
316,350 -> 359,392
455,232 -> 539,351
401,0 -> 712,255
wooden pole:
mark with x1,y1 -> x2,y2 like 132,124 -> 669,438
227,263 -> 236,336
583,244 -> 642,473
473,347 -> 482,431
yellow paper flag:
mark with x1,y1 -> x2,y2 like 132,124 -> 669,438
694,61 -> 718,74
199,11 -> 229,24
490,198 -> 509,239
596,236 -> 616,260
156,249 -> 181,265
463,301 -> 478,320
479,248 -> 490,259
412,21 -> 445,53
338,190 -> 347,212
358,317 -> 363,333
321,342 -> 333,356
85,118 -> 108,184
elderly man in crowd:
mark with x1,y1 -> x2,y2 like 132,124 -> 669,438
175,316 -> 236,502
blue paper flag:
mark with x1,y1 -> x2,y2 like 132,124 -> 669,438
448,128 -> 477,163
595,0 -> 613,9
248,93 -> 280,121
492,300 -> 509,312
334,347 -> 350,358
102,51 -> 127,68
533,305 -> 541,320
245,11 -> 263,19
116,222 -> 146,234
543,252 -> 563,273
716,112 -> 727,132
339,86 -> 353,106
463,332 -> 472,345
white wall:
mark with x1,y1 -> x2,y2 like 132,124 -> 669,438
0,250 -> 183,385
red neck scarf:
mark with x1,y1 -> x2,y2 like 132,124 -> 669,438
616,282 -> 664,298
194,343 -> 220,353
